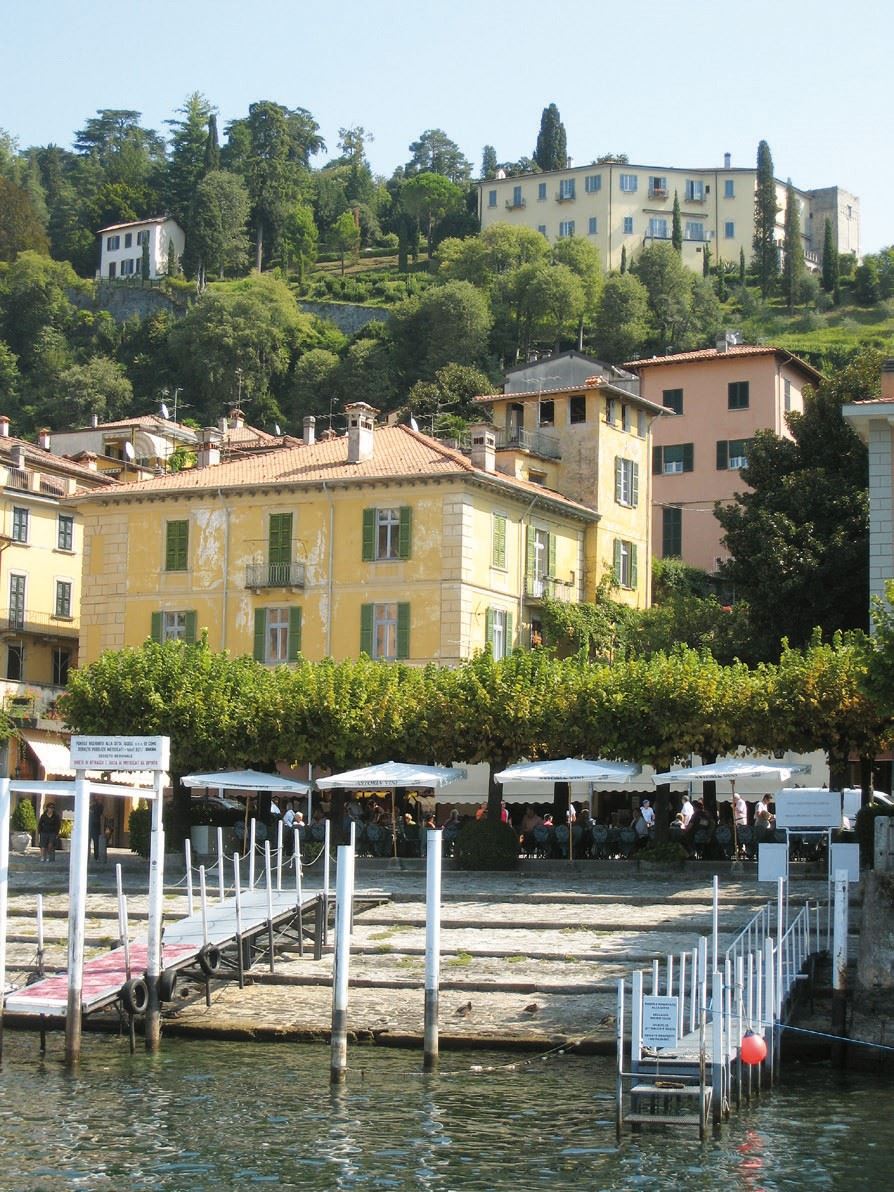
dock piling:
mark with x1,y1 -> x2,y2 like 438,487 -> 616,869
330,843 -> 355,1084
423,829 -> 442,1071
248,820 -> 257,890
233,853 -> 245,989
265,841 -> 275,973
64,773 -> 90,1065
184,839 -> 194,916
217,829 -> 225,903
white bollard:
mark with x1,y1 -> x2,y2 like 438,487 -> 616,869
217,828 -> 225,903
423,829 -> 443,1071
265,841 -> 275,973
233,853 -> 245,989
184,839 -> 194,916
652,957 -> 659,995
64,772 -> 91,1064
677,951 -> 687,1037
833,870 -> 849,992
323,818 -> 331,947
199,865 -> 209,948
144,770 -> 166,1052
0,779 -> 9,1061
776,877 -> 785,1018
712,874 -> 719,976
330,844 -> 355,1083
36,893 -> 45,976
248,819 -> 257,889
276,819 -> 284,892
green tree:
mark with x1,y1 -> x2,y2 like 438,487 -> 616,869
330,209 -> 360,274
165,92 -> 215,227
190,170 -> 251,284
44,355 -> 133,426
592,272 -> 649,362
390,280 -> 492,387
821,218 -> 838,295
141,237 -> 150,281
0,340 -> 20,402
438,223 -> 549,289
854,258 -> 881,305
0,177 -> 50,260
533,103 -> 567,172
406,129 -> 471,183
739,246 -> 746,285
204,113 -> 221,173
400,172 -> 464,261
633,242 -> 693,353
406,363 -> 494,428
289,347 -> 341,422
716,353 -> 876,657
481,145 -> 498,179
781,180 -> 805,311
753,139 -> 779,297
512,260 -> 585,354
671,191 -> 682,253
281,201 -> 318,283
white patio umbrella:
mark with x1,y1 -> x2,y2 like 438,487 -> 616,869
182,769 -> 314,839
495,758 -> 641,785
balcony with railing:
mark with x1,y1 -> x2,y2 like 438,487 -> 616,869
3,467 -> 69,497
494,427 -> 561,460
1,680 -> 66,730
505,197 -> 526,210
524,575 -> 578,603
245,561 -> 306,590
0,608 -> 79,637
648,188 -> 668,200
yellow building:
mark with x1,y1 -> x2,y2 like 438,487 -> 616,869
478,154 -> 859,274
73,404 -> 624,667
0,416 -> 116,781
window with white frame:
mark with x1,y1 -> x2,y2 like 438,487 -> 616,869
724,221 -> 735,239
265,607 -> 290,663
620,174 -> 638,192
373,602 -> 399,660
57,514 -> 74,551
613,539 -> 638,589
623,216 -> 634,234
684,221 -> 705,241
54,580 -> 72,619
559,178 -> 575,200
648,217 -> 668,239
12,506 -> 28,543
654,443 -> 693,474
649,175 -> 668,196
588,216 -> 598,235
685,179 -> 705,201
615,457 -> 639,507
558,220 -> 575,238
488,190 -> 497,208
717,438 -> 751,470
724,179 -> 735,198
376,508 -> 401,559
585,174 -> 601,193
487,608 -> 512,660
162,611 -> 190,641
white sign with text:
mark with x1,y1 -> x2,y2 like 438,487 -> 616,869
775,789 -> 841,829
70,735 -> 170,772
642,995 -> 679,1049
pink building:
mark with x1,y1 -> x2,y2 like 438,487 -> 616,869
625,340 -> 821,574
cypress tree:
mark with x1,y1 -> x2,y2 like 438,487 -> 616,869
141,238 -> 150,281
822,218 -> 839,295
753,139 -> 779,297
533,104 -> 567,172
781,179 -> 805,311
481,145 -> 498,179
739,246 -> 746,285
204,114 -> 220,174
717,261 -> 727,302
671,191 -> 682,252
620,244 -> 627,274
703,243 -> 712,277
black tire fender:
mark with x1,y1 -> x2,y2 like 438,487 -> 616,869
157,968 -> 178,1003
120,976 -> 149,1015
198,943 -> 221,977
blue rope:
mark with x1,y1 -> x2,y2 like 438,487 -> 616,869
777,1022 -> 894,1053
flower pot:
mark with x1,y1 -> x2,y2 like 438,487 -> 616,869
10,831 -> 31,854
57,836 -> 70,852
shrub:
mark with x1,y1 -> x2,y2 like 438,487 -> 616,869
11,798 -> 37,833
454,819 -> 519,871
128,803 -> 151,858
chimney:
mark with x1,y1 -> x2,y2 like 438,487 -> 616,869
0,416 -> 9,437
82,452 -> 98,472
716,332 -> 730,354
11,445 -> 26,470
345,402 -> 378,463
197,426 -> 222,468
883,359 -> 894,402
91,413 -> 99,428
469,423 -> 496,474
303,415 -> 316,445
229,408 -> 245,430
38,428 -> 51,451
219,417 -> 228,433
724,152 -> 731,170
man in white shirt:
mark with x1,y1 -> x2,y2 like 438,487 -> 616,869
733,793 -> 748,826
680,796 -> 694,828
640,799 -> 655,829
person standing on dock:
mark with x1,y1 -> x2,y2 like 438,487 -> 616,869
38,802 -> 62,863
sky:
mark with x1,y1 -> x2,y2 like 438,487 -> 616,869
3,0 -> 892,252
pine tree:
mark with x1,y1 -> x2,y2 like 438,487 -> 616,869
717,261 -> 727,302
752,139 -> 779,297
822,218 -> 839,296
671,191 -> 682,253
739,247 -> 746,285
533,104 -> 567,172
781,179 -> 805,311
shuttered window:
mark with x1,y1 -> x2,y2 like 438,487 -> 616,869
362,507 -> 412,560
165,520 -> 188,571
361,603 -> 410,660
151,610 -> 197,642
492,513 -> 507,569
268,513 -> 292,564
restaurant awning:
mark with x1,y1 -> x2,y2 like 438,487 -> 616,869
21,730 -> 75,778
495,758 -> 641,784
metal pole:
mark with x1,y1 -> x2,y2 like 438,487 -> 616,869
712,874 -> 719,976
323,818 -> 331,947
776,876 -> 785,1020
36,894 -> 45,977
666,953 -> 674,1002
712,969 -> 723,1125
763,938 -> 775,1086
64,772 -> 91,1065
199,866 -> 209,947
698,937 -> 708,1023
615,977 -> 625,1142
276,819 -> 283,893
832,868 -> 849,1065
677,951 -> 686,1038
184,838 -> 194,915
630,968 -> 643,1069
0,779 -> 9,1064
690,945 -> 698,1034
330,844 -> 355,1084
248,819 -> 257,889
144,769 -> 166,1052
652,957 -> 659,995
217,828 -> 225,903
233,854 -> 244,989
423,829 -> 442,1071
295,828 -> 304,958
265,841 -> 275,973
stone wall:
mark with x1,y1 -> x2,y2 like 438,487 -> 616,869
298,301 -> 390,336
856,870 -> 894,992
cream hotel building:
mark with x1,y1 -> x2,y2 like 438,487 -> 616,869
478,152 -> 859,274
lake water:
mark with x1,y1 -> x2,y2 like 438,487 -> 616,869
0,1033 -> 891,1190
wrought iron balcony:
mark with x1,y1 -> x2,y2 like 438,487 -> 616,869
494,427 -> 561,460
505,198 -> 526,210
245,561 -> 305,589
524,576 -> 578,603
0,609 -> 79,637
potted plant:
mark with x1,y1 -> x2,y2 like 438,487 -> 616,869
10,797 -> 37,854
57,818 -> 73,851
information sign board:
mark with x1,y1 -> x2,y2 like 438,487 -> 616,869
642,995 -> 679,1049
829,842 -> 860,883
70,735 -> 170,772
775,789 -> 841,829
758,842 -> 789,882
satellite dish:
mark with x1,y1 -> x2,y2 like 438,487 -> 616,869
123,441 -> 136,461
274,423 -> 282,436
160,402 -> 170,420
409,416 -> 419,432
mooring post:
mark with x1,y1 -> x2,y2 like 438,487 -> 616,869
233,853 -> 245,989
0,778 -> 9,1064
630,968 -> 643,1070
615,977 -> 625,1142
690,945 -> 698,1034
64,771 -> 91,1065
330,843 -> 355,1084
217,828 -> 225,903
184,839 -> 194,916
711,968 -> 723,1126
666,953 -> 674,1003
677,950 -> 686,1038
323,819 -> 331,947
248,819 -> 257,890
754,948 -> 763,1097
423,828 -> 442,1072
651,957 -> 659,995
831,868 -> 849,1066
712,874 -> 719,976
698,937 -> 708,1023
264,841 -> 275,973
144,769 -> 166,1053
276,819 -> 284,893
763,938 -> 775,1086
776,876 -> 785,1022
36,893 -> 45,977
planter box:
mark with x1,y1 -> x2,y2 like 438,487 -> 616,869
190,825 -> 213,855
10,831 -> 31,854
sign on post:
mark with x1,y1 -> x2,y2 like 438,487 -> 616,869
70,736 -> 170,772
758,843 -> 789,883
642,995 -> 679,1049
775,789 -> 841,830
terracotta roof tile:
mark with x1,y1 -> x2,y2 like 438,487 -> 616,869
622,344 -> 822,380
1,436 -> 118,487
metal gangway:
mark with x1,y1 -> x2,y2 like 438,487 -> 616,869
615,877 -> 822,1139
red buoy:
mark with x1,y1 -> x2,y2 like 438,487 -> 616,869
740,1030 -> 768,1065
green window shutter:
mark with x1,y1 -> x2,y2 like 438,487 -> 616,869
506,612 -> 514,652
184,611 -> 197,644
485,607 -> 495,648
398,506 -> 412,560
548,534 -> 557,576
362,509 -> 376,561
630,545 -> 639,590
492,514 -> 506,569
396,603 -> 410,660
612,539 -> 621,583
652,445 -> 662,474
165,520 -> 188,570
614,457 -> 623,502
631,462 -> 640,507
151,611 -> 163,643
682,443 -> 694,473
525,525 -> 536,578
253,608 -> 267,662
268,513 -> 292,564
716,440 -> 729,470
360,603 -> 373,655
288,607 -> 302,661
